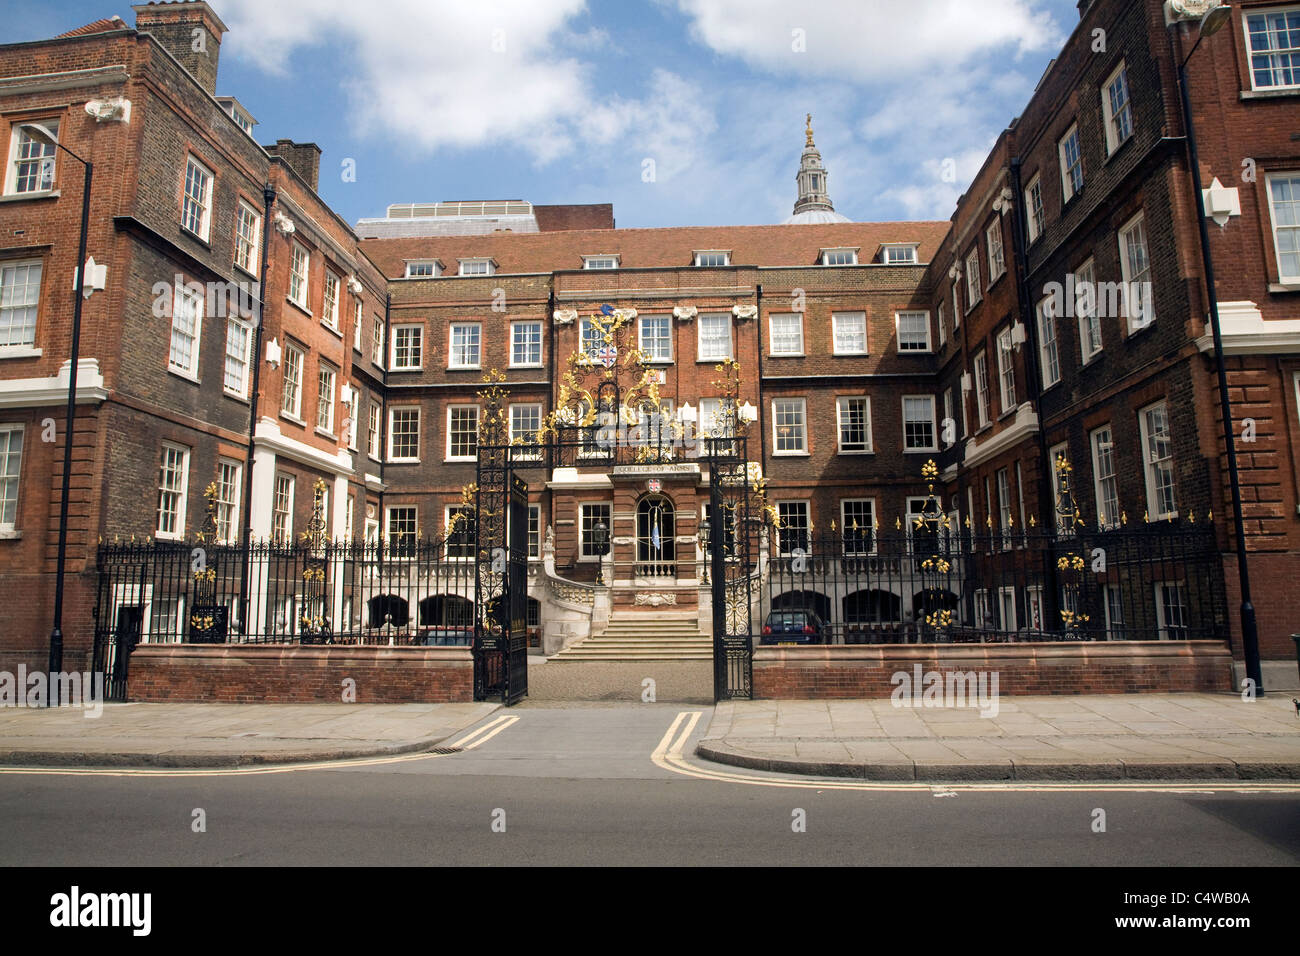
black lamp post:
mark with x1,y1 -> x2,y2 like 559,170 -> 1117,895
593,519 -> 609,585
28,123 -> 93,705
1168,2 -> 1264,693
699,516 -> 711,584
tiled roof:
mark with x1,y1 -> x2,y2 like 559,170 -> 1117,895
362,220 -> 952,278
56,16 -> 127,38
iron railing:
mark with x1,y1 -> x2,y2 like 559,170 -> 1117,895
753,522 -> 1228,645
93,538 -> 484,649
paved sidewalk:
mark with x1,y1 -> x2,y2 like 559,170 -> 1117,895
0,702 -> 500,768
697,694 -> 1300,781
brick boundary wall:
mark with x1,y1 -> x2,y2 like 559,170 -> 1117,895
753,641 -> 1234,699
127,645 -> 474,703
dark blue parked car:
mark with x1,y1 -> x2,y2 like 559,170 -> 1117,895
760,609 -> 827,645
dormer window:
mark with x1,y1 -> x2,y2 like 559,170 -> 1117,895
458,258 -> 494,276
881,244 -> 919,265
404,260 -> 439,278
820,248 -> 858,266
582,255 -> 619,270
693,250 -> 731,267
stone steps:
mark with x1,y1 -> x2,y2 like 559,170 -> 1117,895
552,615 -> 712,661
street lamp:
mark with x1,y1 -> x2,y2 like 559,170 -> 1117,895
593,519 -> 609,586
27,123 -> 93,705
1167,2 -> 1265,693
699,516 -> 711,584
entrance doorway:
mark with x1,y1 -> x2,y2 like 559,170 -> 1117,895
635,494 -> 675,576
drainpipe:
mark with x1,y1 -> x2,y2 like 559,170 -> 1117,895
378,292 -> 391,522
238,182 -> 276,636
1008,159 -> 1055,528
1009,158 -> 1062,628
755,283 -> 768,469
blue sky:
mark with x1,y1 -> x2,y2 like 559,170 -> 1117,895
9,0 -> 1083,228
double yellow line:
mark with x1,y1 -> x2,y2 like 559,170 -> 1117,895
0,715 -> 522,778
652,711 -> 1300,794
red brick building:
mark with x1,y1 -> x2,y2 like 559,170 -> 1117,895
1,0 -> 1296,693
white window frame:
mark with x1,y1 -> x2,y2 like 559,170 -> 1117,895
1090,425 -> 1120,530
582,255 -> 619,270
5,122 -> 58,196
769,312 -> 804,356
289,242 -> 310,310
215,458 -> 241,545
771,398 -> 808,455
280,343 -> 304,419
820,248 -> 858,266
694,250 -> 730,267
1076,257 -> 1103,361
316,362 -> 336,434
840,498 -> 877,554
1103,61 -> 1133,156
1245,7 -> 1300,91
1049,441 -> 1071,535
0,424 -> 23,532
1025,585 -> 1045,631
367,401 -> 382,460
404,260 -> 438,278
973,350 -> 991,428
510,320 -> 543,367
952,282 -> 962,329
831,311 -> 867,355
234,200 -> 261,275
448,322 -> 482,370
697,313 -> 733,362
446,405 -> 480,461
387,506 -> 419,549
997,468 -> 1013,547
509,403 -> 543,461
896,311 -> 932,353
882,244 -> 919,265
181,155 -> 213,241
458,258 -> 494,276
579,502 -> 613,560
1138,401 -> 1177,520
168,282 -> 204,380
996,326 -> 1016,414
1119,212 -> 1154,331
775,501 -> 811,557
902,395 -> 937,452
223,317 -> 253,398
1026,174 -> 1045,244
388,406 -> 421,463
986,219 -> 1005,282
321,271 -> 340,331
156,442 -> 190,540
1037,297 -> 1061,389
997,586 -> 1018,631
391,324 -> 424,370
1060,123 -> 1084,202
965,250 -> 982,310
371,317 -> 384,366
937,303 -> 946,348
1154,582 -> 1190,640
836,396 -> 872,454
943,389 -> 954,446
638,315 -> 672,363
1265,171 -> 1300,283
0,258 -> 42,350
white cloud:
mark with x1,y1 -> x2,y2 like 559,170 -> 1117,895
217,0 -> 710,167
674,0 -> 1060,79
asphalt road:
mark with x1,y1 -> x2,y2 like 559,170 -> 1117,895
0,702 -> 1296,867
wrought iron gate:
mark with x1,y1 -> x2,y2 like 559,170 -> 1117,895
704,427 -> 760,701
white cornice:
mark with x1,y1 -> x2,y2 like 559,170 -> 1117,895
1196,301 -> 1300,355
962,404 -> 1039,470
253,417 -> 354,475
0,359 -> 108,409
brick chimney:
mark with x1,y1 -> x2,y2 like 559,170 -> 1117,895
266,139 -> 322,192
132,2 -> 227,95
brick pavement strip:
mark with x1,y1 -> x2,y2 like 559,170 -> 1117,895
699,694 -> 1300,780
